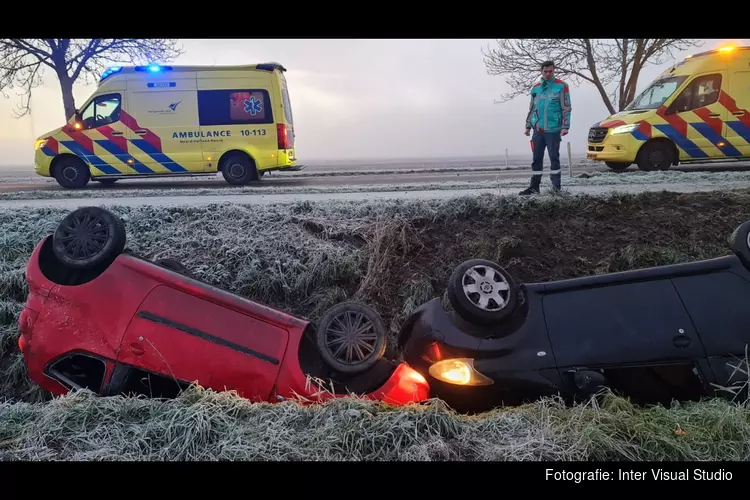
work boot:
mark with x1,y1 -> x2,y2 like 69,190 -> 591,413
518,186 -> 540,196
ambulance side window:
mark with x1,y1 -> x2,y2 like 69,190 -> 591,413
667,74 -> 722,114
79,93 -> 122,130
197,89 -> 274,126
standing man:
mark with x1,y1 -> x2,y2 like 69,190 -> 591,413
519,60 -> 572,195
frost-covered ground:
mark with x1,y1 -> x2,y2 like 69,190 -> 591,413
2,190 -> 750,460
2,170 -> 750,205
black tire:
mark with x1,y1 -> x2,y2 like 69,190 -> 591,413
53,156 -> 91,189
220,152 -> 258,185
605,161 -> 630,171
636,141 -> 673,171
729,220 -> 750,268
52,207 -> 126,270
315,302 -> 388,375
447,259 -> 519,326
154,258 -> 190,275
95,178 -> 118,186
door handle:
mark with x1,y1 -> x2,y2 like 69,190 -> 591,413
110,131 -> 124,136
673,334 -> 691,349
708,113 -> 721,118
129,341 -> 144,356
732,111 -> 745,116
134,129 -> 147,135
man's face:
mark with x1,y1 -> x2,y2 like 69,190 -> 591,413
542,65 -> 554,81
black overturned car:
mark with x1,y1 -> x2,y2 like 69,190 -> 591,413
398,219 -> 750,413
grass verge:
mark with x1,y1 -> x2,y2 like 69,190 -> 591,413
1,189 -> 750,460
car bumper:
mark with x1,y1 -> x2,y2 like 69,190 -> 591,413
34,149 -> 53,177
398,298 -> 564,413
586,134 -> 639,163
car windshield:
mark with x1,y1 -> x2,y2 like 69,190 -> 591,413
626,75 -> 687,110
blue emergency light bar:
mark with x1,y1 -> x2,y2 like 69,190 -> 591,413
135,64 -> 173,73
99,66 -> 122,82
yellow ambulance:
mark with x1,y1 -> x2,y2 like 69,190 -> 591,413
586,45 -> 750,171
33,62 -> 299,188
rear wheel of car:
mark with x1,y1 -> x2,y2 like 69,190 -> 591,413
315,302 -> 388,375
636,141 -> 673,171
221,152 -> 259,185
52,206 -> 126,270
729,220 -> 750,268
447,259 -> 519,326
53,156 -> 91,189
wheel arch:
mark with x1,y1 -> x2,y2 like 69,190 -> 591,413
636,137 -> 680,166
217,149 -> 258,172
49,153 -> 89,178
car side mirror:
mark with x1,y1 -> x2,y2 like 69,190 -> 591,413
72,111 -> 83,130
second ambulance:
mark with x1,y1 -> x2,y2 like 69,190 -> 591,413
587,45 -> 750,171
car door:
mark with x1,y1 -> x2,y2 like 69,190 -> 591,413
671,270 -> 750,399
722,68 -> 750,157
660,71 -> 735,159
124,71 -> 205,174
64,92 -> 131,176
543,279 -> 712,405
114,284 -> 289,402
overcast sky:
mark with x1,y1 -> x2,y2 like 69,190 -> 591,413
0,38 -> 745,167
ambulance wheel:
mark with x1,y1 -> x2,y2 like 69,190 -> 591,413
53,156 -> 90,189
636,141 -> 673,171
221,152 -> 259,185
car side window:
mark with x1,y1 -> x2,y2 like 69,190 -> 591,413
80,93 -> 122,130
667,74 -> 722,114
80,100 -> 96,129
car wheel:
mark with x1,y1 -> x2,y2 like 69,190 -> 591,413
53,156 -> 91,189
221,152 -> 258,185
729,220 -> 750,267
52,206 -> 127,269
315,301 -> 388,375
636,141 -> 673,171
447,259 -> 519,326
154,258 -> 190,276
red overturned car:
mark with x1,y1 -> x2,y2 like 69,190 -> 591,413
18,207 -> 430,405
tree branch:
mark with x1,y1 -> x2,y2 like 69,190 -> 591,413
482,38 -> 705,113
0,38 -> 185,119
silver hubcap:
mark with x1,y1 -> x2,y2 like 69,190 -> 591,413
462,265 -> 510,311
324,311 -> 378,365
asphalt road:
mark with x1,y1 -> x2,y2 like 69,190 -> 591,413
2,180 -> 748,210
1,157 -> 750,194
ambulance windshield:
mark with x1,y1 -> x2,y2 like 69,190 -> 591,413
626,75 -> 687,111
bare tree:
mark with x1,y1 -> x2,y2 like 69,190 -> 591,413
482,39 -> 704,115
0,39 -> 184,121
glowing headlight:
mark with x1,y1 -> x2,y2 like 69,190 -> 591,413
610,123 -> 640,135
34,139 -> 48,151
428,358 -> 494,386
